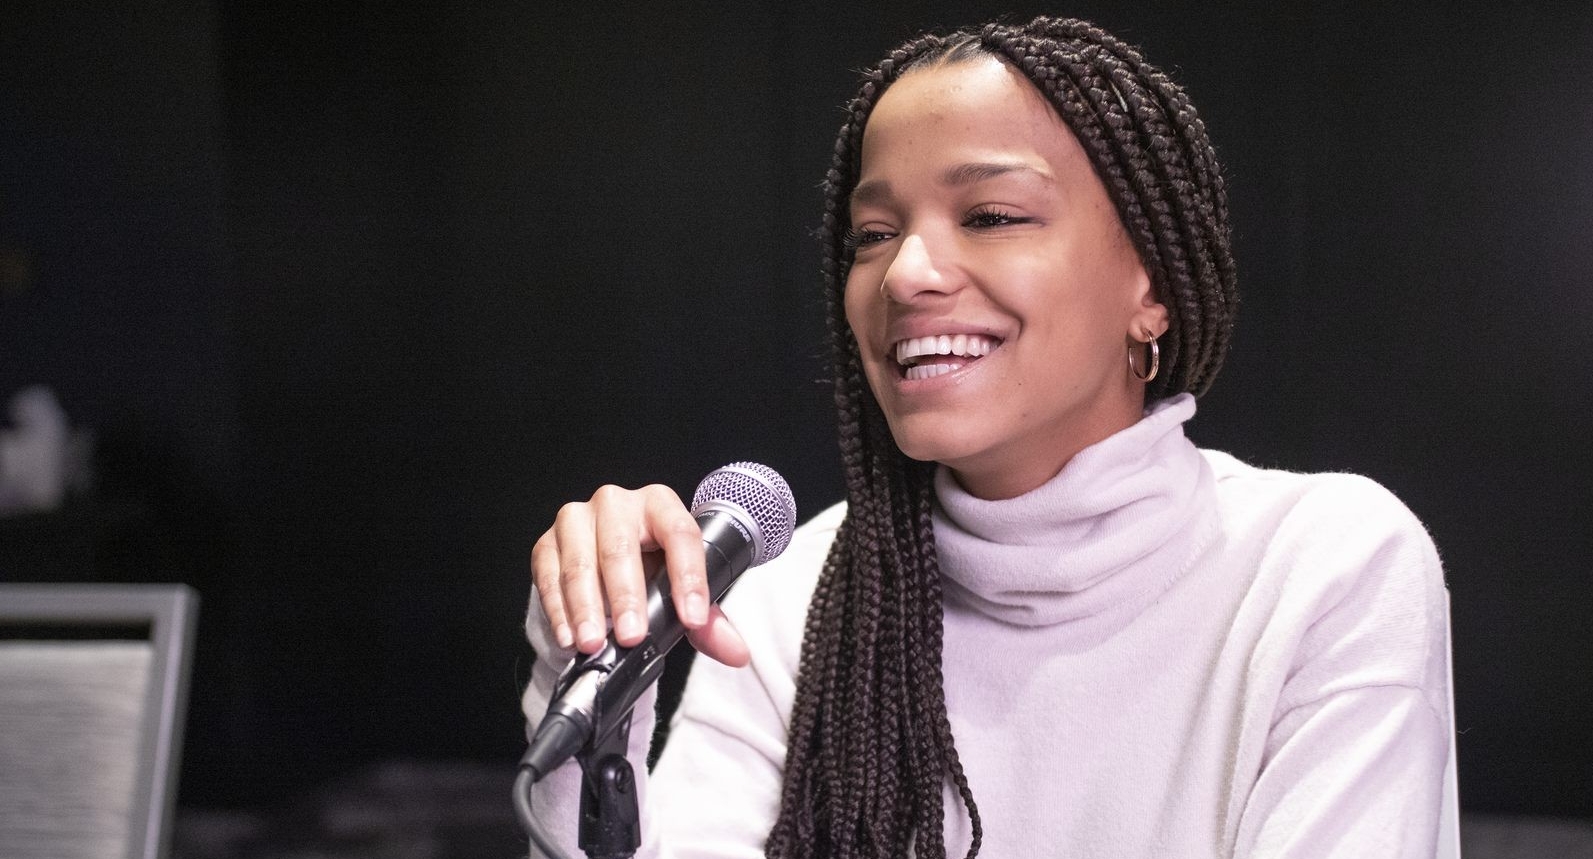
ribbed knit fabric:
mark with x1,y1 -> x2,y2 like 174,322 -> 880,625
523,395 -> 1452,858
933,394 -> 1210,627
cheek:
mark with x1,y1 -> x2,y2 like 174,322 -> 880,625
842,272 -> 873,341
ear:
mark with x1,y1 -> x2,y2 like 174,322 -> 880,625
1125,266 -> 1169,340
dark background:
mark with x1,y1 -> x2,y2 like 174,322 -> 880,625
2,0 -> 1589,819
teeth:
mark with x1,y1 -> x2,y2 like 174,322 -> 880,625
904,361 -> 966,381
894,334 -> 998,366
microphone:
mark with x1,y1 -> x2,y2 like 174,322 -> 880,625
521,462 -> 797,781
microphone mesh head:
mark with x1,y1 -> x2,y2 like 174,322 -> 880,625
690,462 -> 797,566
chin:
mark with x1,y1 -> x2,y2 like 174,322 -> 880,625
884,417 -> 990,468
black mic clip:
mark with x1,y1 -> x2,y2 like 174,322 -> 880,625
547,642 -> 657,858
575,700 -> 641,859
522,632 -> 670,784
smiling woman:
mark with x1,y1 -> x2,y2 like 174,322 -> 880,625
842,54 -> 1168,500
523,16 -> 1450,859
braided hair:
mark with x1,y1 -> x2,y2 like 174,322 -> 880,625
764,17 -> 1236,859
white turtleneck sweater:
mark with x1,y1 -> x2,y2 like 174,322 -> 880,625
523,395 -> 1452,858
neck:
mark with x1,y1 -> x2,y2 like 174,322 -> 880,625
944,392 -> 1148,500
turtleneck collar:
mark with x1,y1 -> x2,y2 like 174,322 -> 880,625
932,394 -> 1214,626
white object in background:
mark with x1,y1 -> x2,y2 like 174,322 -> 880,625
0,385 -> 71,514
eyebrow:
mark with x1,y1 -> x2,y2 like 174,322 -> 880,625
942,160 -> 1053,187
850,160 -> 1054,207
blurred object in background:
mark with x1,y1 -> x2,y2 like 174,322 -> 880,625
0,385 -> 94,515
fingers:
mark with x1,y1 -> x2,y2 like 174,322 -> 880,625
540,499 -> 610,651
643,486 -> 710,631
530,483 -> 710,656
685,606 -> 750,668
591,486 -> 652,648
552,488 -> 633,652
530,529 -> 572,649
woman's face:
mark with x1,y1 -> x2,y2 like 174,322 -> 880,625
843,56 -> 1167,500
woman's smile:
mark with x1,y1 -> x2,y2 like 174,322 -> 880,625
893,333 -> 1001,380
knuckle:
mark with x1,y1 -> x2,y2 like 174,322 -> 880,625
534,574 -> 563,601
531,531 -> 557,561
673,571 -> 707,594
531,562 -> 557,593
530,552 -> 558,589
597,533 -> 636,562
555,501 -> 589,524
560,558 -> 598,588
606,591 -> 645,615
660,514 -> 700,539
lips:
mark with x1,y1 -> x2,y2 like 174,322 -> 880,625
892,333 -> 1001,380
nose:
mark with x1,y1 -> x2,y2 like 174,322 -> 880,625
880,234 -> 955,303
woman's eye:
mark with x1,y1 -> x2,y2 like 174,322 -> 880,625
966,209 -> 1027,229
843,227 -> 893,250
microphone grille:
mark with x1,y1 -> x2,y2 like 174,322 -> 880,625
690,462 -> 797,566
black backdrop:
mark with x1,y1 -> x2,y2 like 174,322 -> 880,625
2,1 -> 1590,817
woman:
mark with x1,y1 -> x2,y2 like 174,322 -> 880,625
526,16 -> 1450,858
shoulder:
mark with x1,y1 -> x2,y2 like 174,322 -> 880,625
1200,448 -> 1437,564
737,500 -> 843,601
790,499 -> 847,555
1198,449 -> 1449,708
717,500 -> 845,670
1201,448 -> 1417,513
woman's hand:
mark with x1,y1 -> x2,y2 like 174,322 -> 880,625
530,483 -> 751,667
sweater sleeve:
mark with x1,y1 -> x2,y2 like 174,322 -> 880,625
1231,475 -> 1452,859
1237,685 -> 1448,857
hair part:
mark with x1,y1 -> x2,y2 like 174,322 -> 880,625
765,17 -> 1236,859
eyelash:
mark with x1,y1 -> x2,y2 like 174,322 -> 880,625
842,228 -> 890,250
965,207 -> 1026,229
843,208 -> 1030,250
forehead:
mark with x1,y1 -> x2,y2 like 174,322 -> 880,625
857,55 -> 1088,177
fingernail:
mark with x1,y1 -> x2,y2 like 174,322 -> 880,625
576,620 -> 601,647
684,592 -> 707,626
616,610 -> 642,641
554,623 -> 573,650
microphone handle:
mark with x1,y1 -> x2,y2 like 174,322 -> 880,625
645,506 -> 757,653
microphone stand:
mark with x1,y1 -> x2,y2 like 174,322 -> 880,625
521,464 -> 795,858
576,708 -> 640,859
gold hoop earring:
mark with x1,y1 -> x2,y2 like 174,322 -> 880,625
1129,333 -> 1160,383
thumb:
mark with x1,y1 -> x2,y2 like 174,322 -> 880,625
684,605 -> 750,668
